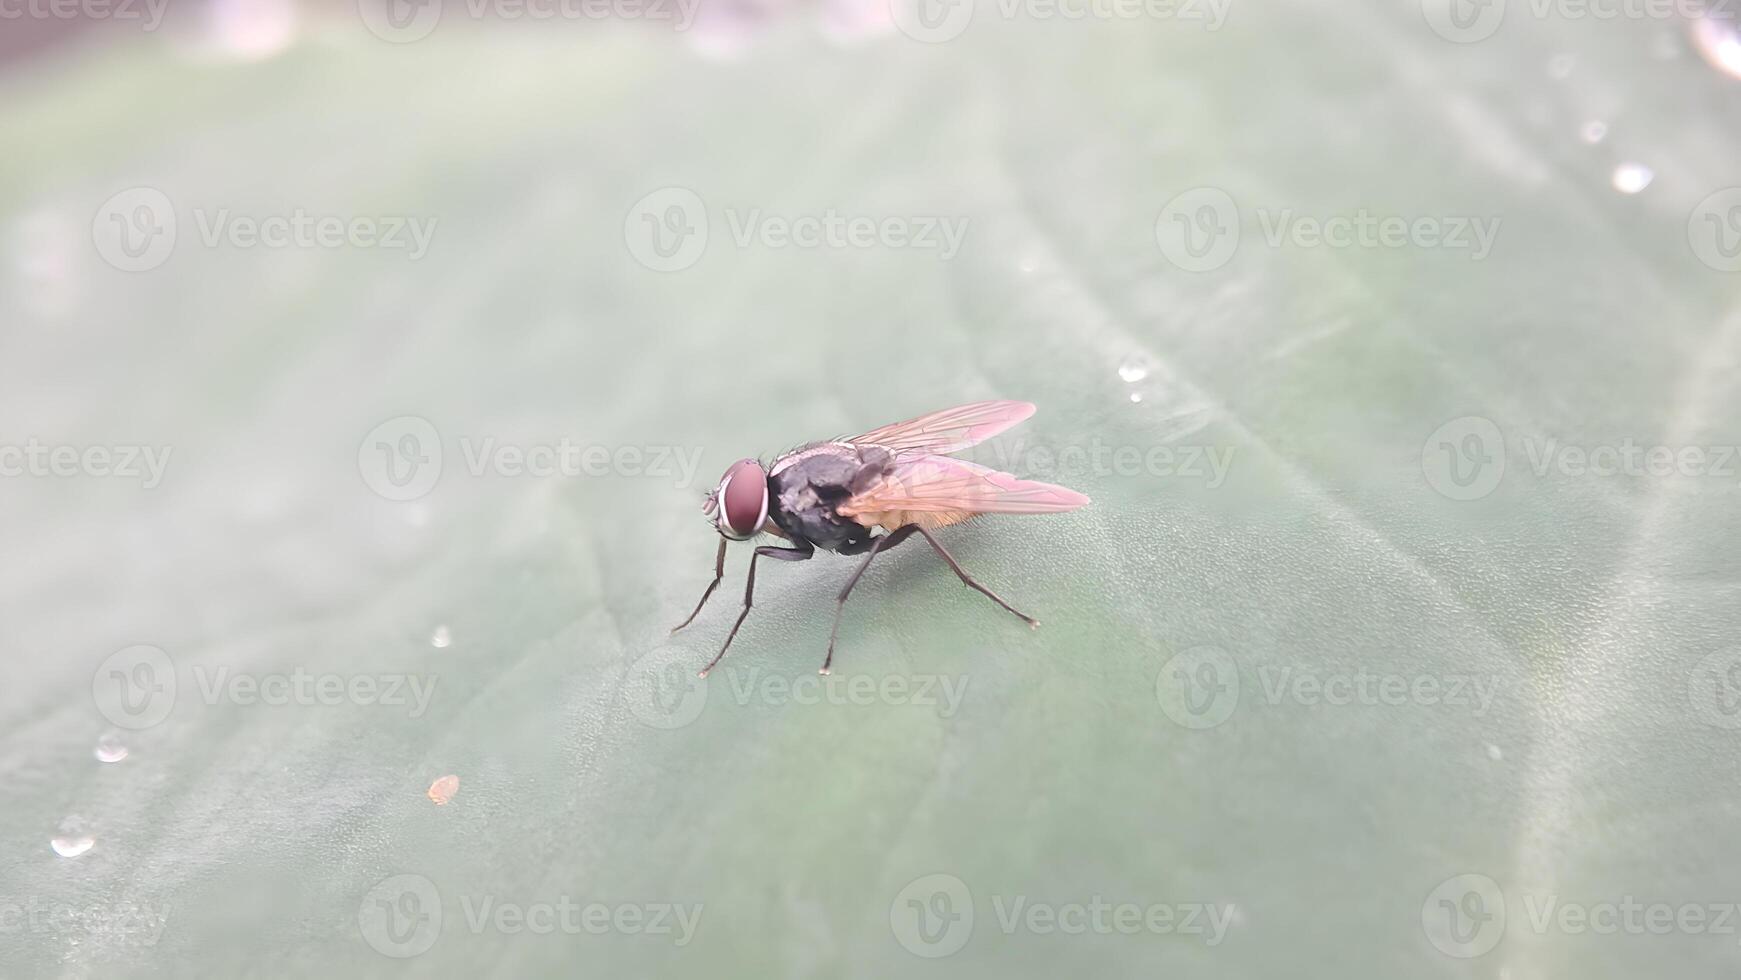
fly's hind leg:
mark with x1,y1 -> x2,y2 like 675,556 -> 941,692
913,526 -> 1039,628
822,526 -> 918,675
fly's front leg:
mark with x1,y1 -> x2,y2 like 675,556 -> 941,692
698,540 -> 813,677
822,526 -> 918,675
913,526 -> 1039,628
671,538 -> 728,634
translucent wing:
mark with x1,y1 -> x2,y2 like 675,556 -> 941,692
848,400 -> 1036,457
838,455 -> 1089,532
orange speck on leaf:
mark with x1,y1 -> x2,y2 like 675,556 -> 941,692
427,774 -> 459,805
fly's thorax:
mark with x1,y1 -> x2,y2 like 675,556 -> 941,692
767,443 -> 894,552
768,441 -> 859,477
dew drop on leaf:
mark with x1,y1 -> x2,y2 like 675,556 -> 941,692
93,733 -> 128,763
51,817 -> 94,858
1612,163 -> 1654,194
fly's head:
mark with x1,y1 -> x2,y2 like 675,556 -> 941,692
703,458 -> 769,541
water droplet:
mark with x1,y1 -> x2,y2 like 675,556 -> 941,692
1612,162 -> 1654,194
430,626 -> 452,649
1548,53 -> 1575,79
428,774 -> 460,806
1485,743 -> 1503,761
1692,13 -> 1741,79
1117,358 -> 1150,383
93,733 -> 128,763
1580,120 -> 1608,144
51,818 -> 94,858
1129,392 -> 1144,404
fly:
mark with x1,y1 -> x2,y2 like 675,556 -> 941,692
672,400 -> 1090,676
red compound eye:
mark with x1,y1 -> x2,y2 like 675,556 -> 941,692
718,459 -> 768,538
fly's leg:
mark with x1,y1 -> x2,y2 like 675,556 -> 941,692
698,541 -> 814,678
822,526 -> 918,675
913,526 -> 1040,629
671,537 -> 728,634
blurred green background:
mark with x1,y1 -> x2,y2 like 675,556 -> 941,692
3,0 -> 1741,976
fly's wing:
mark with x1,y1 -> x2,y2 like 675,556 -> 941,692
847,400 -> 1036,457
837,455 -> 1089,532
